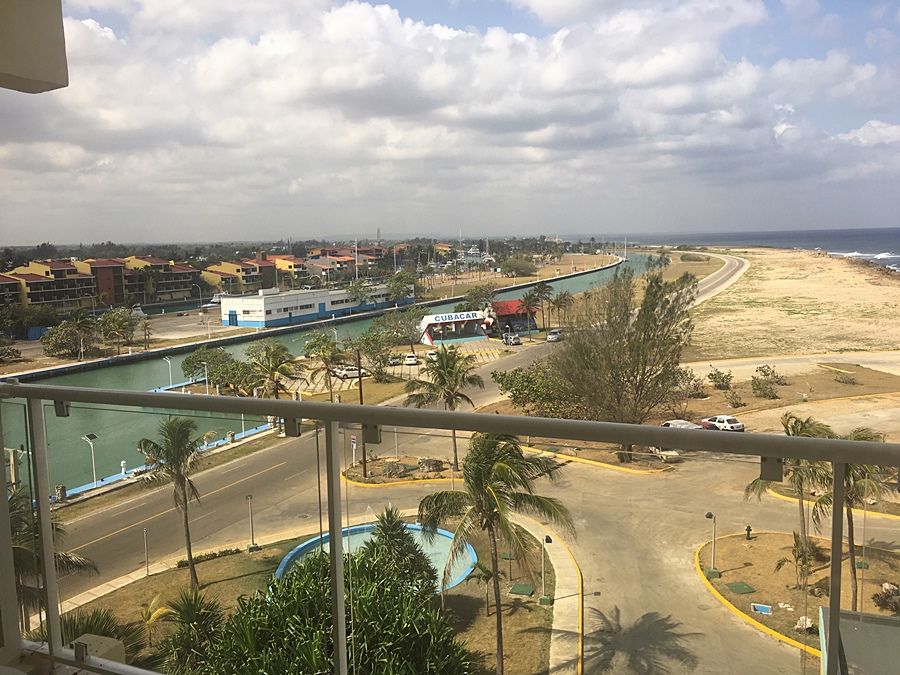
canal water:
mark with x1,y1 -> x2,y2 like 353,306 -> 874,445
2,256 -> 649,489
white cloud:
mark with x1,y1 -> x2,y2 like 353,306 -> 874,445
0,0 -> 897,243
837,120 -> 900,146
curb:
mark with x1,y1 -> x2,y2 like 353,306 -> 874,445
522,445 -> 671,476
766,487 -> 900,522
556,531 -> 584,675
693,539 -> 821,658
342,474 -> 455,488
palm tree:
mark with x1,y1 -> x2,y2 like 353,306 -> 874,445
141,319 -> 152,350
158,588 -> 224,675
550,290 -> 574,327
69,310 -> 96,360
245,339 -> 302,399
466,561 -> 504,616
533,282 -> 553,331
304,330 -> 347,402
140,593 -> 172,646
9,486 -> 98,631
404,345 -> 484,471
418,433 -> 573,675
552,606 -> 700,673
745,412 -> 833,547
813,427 -> 889,612
137,417 -> 204,589
518,291 -> 541,340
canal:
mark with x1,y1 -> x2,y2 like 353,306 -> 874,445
2,255 -> 649,490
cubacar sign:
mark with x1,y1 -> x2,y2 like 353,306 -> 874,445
428,311 -> 482,323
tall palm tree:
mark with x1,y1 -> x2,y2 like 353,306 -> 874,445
518,291 -> 541,341
812,427 -> 889,612
9,486 -> 98,630
137,417 -> 204,589
245,339 -> 302,399
550,290 -> 574,327
418,433 -> 573,675
304,330 -> 347,402
141,319 -> 153,350
745,412 -> 833,547
533,282 -> 553,331
404,345 -> 484,471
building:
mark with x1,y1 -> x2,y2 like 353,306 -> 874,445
417,309 -> 492,345
219,283 -> 411,328
0,273 -> 23,307
203,260 -> 265,294
491,299 -> 538,335
8,259 -> 96,313
243,252 -> 276,289
123,256 -> 201,303
270,255 -> 308,288
74,258 -> 127,305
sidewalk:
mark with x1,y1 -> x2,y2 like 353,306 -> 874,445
512,514 -> 583,675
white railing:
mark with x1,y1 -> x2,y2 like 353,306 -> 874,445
1,380 -> 899,675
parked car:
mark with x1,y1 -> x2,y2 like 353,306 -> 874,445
426,350 -> 439,362
502,333 -> 521,346
547,329 -> 564,342
403,353 -> 419,366
388,354 -> 402,366
332,366 -> 367,380
650,420 -> 702,462
701,415 -> 745,432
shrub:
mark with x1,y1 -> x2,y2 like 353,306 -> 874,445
680,253 -> 709,262
176,548 -> 241,568
872,587 -> 900,615
707,367 -> 733,391
725,389 -> 745,408
751,376 -> 779,399
835,372 -> 859,385
755,364 -> 789,386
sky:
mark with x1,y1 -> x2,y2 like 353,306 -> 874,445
1,0 -> 899,245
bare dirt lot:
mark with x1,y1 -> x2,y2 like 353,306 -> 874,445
688,248 -> 900,360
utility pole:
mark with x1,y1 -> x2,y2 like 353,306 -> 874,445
356,349 -> 367,478
354,237 -> 359,281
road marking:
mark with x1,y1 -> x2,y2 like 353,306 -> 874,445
115,501 -> 147,516
190,511 -> 213,524
71,462 -> 288,552
283,469 -> 309,481
221,462 -> 246,474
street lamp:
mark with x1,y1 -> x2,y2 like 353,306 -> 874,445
81,433 -> 99,487
192,283 -> 202,311
201,361 -> 210,396
246,495 -> 260,551
163,356 -> 173,388
705,511 -> 718,577
541,534 -> 553,600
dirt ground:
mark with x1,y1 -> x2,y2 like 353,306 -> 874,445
344,454 -> 456,483
700,533 -> 900,661
688,248 -> 900,360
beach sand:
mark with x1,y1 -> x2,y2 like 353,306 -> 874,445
688,247 -> 900,360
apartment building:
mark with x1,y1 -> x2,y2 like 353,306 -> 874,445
7,259 -> 95,312
0,273 -> 23,306
123,256 -> 202,303
203,260 -> 264,294
269,255 -> 308,287
74,258 -> 127,305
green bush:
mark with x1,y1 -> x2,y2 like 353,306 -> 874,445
755,364 -> 788,386
707,367 -> 733,391
176,548 -> 240,568
751,376 -> 779,399
835,372 -> 859,385
725,389 -> 745,408
680,253 -> 709,262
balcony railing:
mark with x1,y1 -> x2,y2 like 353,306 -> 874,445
1,380 -> 899,674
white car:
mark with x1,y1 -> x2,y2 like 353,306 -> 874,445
333,366 -> 365,379
426,350 -> 439,362
547,329 -> 564,342
403,353 -> 419,366
651,420 -> 702,462
701,415 -> 745,432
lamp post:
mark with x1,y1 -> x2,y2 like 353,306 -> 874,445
81,433 -> 98,487
163,356 -> 173,388
192,283 -> 202,311
246,495 -> 259,551
705,511 -> 718,577
201,361 -> 210,396
541,534 -> 553,599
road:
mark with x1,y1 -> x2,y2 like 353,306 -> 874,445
55,251 -> 898,673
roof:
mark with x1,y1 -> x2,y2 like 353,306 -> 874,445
170,263 -> 199,272
0,273 -> 21,284
330,255 -> 355,262
44,259 -> 76,269
492,300 -> 534,315
134,256 -> 170,265
244,258 -> 275,267
85,258 -> 126,267
9,273 -> 51,282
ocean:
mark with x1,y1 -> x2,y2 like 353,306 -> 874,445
633,227 -> 900,272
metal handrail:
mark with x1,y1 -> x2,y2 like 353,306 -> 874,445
2,380 -> 899,465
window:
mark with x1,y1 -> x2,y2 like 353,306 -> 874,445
242,310 -> 251,315
265,309 -> 272,315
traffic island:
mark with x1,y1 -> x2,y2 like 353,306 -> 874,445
696,532 -> 900,660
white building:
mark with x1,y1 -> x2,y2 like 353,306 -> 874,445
418,309 -> 492,345
219,284 -> 411,328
